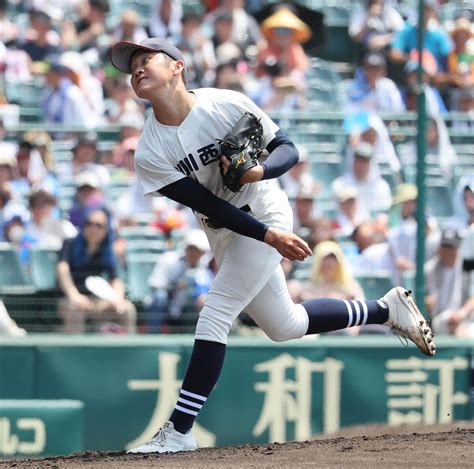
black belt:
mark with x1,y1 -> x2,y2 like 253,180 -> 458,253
203,204 -> 251,229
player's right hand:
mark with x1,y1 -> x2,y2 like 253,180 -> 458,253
264,227 -> 313,261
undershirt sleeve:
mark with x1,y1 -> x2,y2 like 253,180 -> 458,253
158,178 -> 269,242
261,130 -> 299,180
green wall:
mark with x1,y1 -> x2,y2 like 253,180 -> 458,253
0,335 -> 472,455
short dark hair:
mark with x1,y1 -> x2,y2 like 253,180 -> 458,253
28,190 -> 57,209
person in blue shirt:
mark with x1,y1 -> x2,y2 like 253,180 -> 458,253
389,0 -> 453,72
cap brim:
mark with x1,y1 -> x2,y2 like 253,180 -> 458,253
110,41 -> 162,74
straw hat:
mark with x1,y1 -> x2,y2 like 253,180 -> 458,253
392,183 -> 418,206
261,8 -> 312,43
451,17 -> 473,37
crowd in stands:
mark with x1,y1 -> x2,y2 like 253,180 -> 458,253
0,0 -> 473,338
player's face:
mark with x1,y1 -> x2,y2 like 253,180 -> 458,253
130,51 -> 171,98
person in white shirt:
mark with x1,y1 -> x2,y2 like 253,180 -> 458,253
41,62 -> 90,128
349,0 -> 405,52
345,52 -> 405,114
332,141 -> 392,215
148,229 -> 210,332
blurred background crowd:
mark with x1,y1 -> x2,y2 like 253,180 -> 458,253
0,0 -> 473,338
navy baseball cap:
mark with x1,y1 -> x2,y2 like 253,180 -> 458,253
110,38 -> 185,74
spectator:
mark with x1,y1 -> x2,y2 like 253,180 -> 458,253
59,133 -> 110,186
333,185 -> 370,238
175,12 -> 217,88
451,85 -> 474,130
18,9 -> 62,62
351,219 -> 395,277
73,0 -> 110,58
57,208 -> 136,333
211,12 -> 241,60
23,190 -> 77,251
250,57 -> 305,111
147,228 -> 210,333
257,6 -> 311,80
301,240 -> 365,301
149,0 -> 182,39
425,228 -> 465,335
346,52 -> 405,113
349,0 -> 405,52
389,0 -> 453,72
388,183 -> 440,282
206,0 -> 262,55
68,171 -> 107,229
344,112 -> 401,175
213,61 -> 244,91
111,116 -> 144,170
332,142 -> 392,215
397,114 -> 457,180
402,59 -> 447,117
111,9 -> 148,44
308,216 -> 336,248
22,131 -> 60,196
452,172 -> 474,229
105,77 -> 145,124
58,50 -> 105,128
292,186 -> 321,235
41,62 -> 90,127
300,240 -> 364,336
446,17 -> 473,89
0,153 -> 21,200
278,144 -> 316,198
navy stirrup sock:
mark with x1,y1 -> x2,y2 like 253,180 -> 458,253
303,298 -> 389,335
170,339 -> 226,434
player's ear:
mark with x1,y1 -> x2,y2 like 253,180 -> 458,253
173,60 -> 185,77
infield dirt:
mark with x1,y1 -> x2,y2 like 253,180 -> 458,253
1,422 -> 472,468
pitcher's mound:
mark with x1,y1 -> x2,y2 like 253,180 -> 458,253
2,422 -> 472,468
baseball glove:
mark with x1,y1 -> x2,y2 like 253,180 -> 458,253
217,112 -> 264,192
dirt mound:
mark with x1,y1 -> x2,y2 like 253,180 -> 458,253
2,423 -> 473,468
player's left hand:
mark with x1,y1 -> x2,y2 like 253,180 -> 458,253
264,227 -> 313,261
219,156 -> 264,185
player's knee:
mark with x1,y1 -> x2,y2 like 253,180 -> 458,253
194,307 -> 231,344
263,305 -> 308,342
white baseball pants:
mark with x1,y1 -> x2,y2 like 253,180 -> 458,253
195,190 -> 309,344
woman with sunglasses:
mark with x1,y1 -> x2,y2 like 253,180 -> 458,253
56,208 -> 136,333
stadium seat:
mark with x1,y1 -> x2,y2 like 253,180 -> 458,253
118,226 -> 165,242
126,253 -> 161,302
425,185 -> 455,218
355,273 -> 395,300
29,249 -> 59,291
0,244 -> 34,293
125,239 -> 168,255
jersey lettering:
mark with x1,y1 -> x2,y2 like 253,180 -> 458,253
197,144 -> 219,166
175,146 -> 218,175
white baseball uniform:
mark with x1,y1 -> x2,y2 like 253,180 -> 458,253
135,88 -> 308,343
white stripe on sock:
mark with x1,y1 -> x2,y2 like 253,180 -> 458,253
343,300 -> 353,328
180,389 -> 207,402
175,404 -> 199,416
177,397 -> 203,409
351,301 -> 361,326
377,300 -> 388,309
361,301 -> 368,325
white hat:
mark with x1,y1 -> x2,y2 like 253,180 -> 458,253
183,229 -> 209,252
76,171 -> 101,189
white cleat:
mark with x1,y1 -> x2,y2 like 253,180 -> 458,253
381,287 -> 436,356
127,421 -> 197,454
